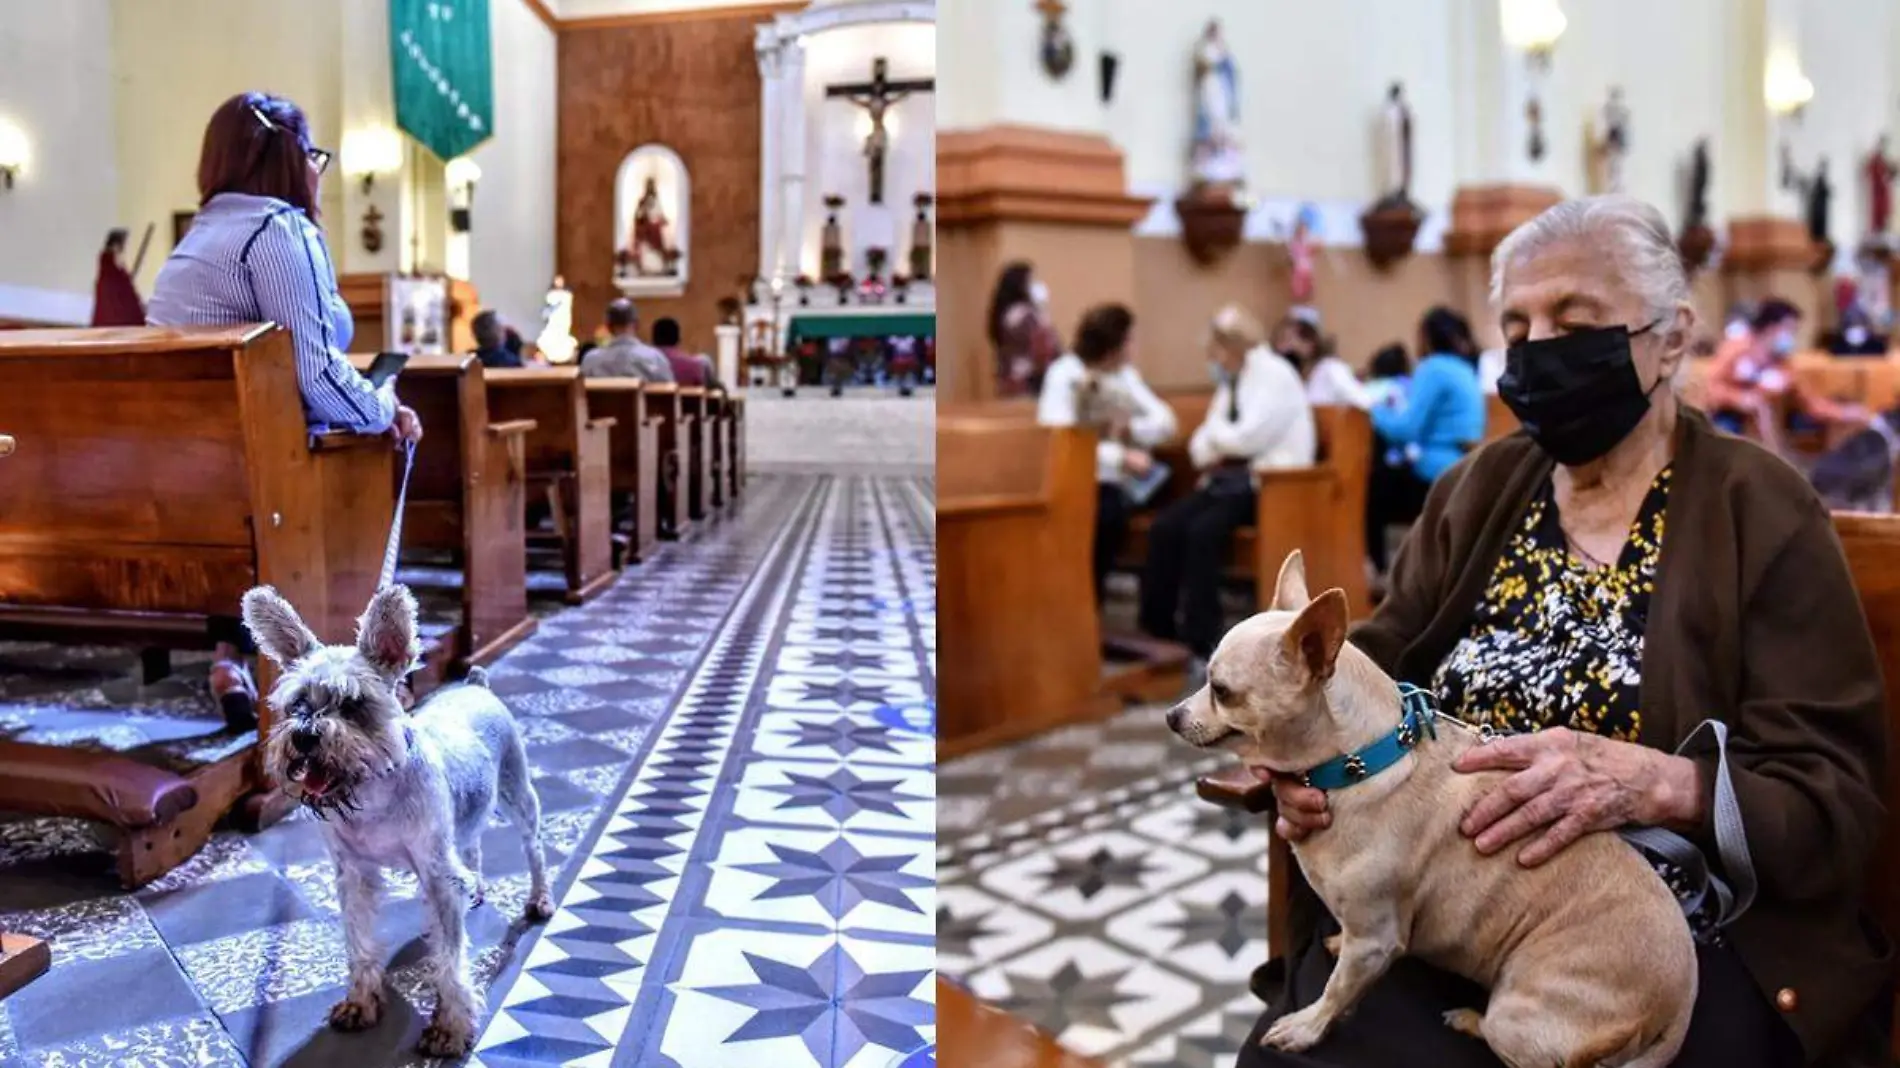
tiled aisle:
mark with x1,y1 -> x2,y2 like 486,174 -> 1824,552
0,473 -> 935,1068
936,710 -> 1272,1067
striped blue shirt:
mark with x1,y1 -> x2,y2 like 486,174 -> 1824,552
148,192 -> 395,434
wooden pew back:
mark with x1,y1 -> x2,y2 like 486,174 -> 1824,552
1832,513 -> 1900,1020
486,367 -> 588,473
0,326 -> 391,644
938,412 -> 1106,756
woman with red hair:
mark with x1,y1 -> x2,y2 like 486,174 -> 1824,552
148,91 -> 422,729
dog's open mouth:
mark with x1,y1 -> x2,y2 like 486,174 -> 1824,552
286,756 -> 333,797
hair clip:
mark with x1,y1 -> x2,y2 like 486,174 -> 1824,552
250,105 -> 278,132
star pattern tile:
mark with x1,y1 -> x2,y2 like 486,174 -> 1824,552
0,472 -> 933,1068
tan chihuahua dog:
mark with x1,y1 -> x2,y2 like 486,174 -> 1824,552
1168,552 -> 1695,1067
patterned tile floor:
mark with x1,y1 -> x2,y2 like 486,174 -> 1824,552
937,706 -> 1274,1068
0,471 -> 935,1068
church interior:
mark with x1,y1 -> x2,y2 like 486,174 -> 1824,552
0,1 -> 935,1066
938,0 -> 1900,1066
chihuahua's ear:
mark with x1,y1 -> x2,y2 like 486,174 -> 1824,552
357,585 -> 420,678
1282,588 -> 1349,682
1272,550 -> 1311,611
242,586 -> 320,668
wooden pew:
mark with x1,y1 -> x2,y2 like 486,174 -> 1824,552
0,324 -> 393,886
584,378 -> 661,564
1198,512 -> 1900,1034
370,355 -> 538,668
1829,512 -> 1900,1062
938,977 -> 1106,1067
644,383 -> 694,538
939,413 -> 1109,757
679,386 -> 715,521
699,389 -> 725,509
1483,394 -> 1520,443
484,368 -> 617,604
727,394 -> 746,500
1126,394 -> 1372,617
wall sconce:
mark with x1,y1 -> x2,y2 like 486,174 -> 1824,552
1764,52 -> 1814,122
342,127 -> 403,195
0,118 -> 29,190
1502,0 -> 1566,162
445,157 -> 481,233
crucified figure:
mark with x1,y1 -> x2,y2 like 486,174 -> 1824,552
826,57 -> 934,205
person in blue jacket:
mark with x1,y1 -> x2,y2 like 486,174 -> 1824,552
1365,306 -> 1485,575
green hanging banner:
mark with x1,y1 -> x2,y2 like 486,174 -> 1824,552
389,0 -> 494,161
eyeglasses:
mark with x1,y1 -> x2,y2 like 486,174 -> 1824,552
306,146 -> 333,176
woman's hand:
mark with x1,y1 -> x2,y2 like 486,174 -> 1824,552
1454,727 -> 1703,866
1121,448 -> 1154,477
391,404 -> 424,445
1257,768 -> 1331,842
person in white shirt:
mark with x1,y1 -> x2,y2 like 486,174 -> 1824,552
1140,304 -> 1316,661
1279,319 -> 1372,409
1037,303 -> 1178,600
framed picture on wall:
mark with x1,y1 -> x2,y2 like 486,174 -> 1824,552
171,211 -> 196,248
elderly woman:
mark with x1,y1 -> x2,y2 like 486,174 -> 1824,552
1240,196 -> 1890,1067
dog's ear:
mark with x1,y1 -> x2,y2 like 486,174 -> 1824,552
242,586 -> 321,667
1282,588 -> 1348,682
356,585 -> 420,678
1271,550 -> 1311,611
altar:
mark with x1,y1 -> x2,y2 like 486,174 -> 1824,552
742,0 -> 937,395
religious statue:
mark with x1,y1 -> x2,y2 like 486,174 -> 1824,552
1038,0 -> 1075,79
1376,82 -> 1414,209
821,195 -> 846,280
1677,137 -> 1716,271
90,227 -> 147,327
826,58 -> 934,206
1807,157 -> 1834,245
1190,20 -> 1244,190
1288,204 -> 1318,306
626,177 -> 676,276
910,191 -> 934,281
1684,138 -> 1711,232
1588,87 -> 1631,194
1867,135 -> 1896,238
537,274 -> 576,365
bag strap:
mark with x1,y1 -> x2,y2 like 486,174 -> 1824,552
1616,718 -> 1757,928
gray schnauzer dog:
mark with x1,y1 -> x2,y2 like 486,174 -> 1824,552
242,584 -> 554,1058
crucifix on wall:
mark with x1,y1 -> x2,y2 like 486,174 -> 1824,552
826,57 -> 934,205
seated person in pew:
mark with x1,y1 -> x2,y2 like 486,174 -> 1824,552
1365,306 -> 1485,576
580,298 -> 674,382
147,90 -> 423,730
1291,323 -> 1373,410
1704,298 -> 1868,453
1245,195 -> 1890,1068
651,316 -> 712,387
472,309 -> 524,369
1138,304 -> 1314,666
1362,341 -> 1413,409
1036,303 -> 1177,601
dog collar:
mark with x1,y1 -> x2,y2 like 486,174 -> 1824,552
1298,683 -> 1439,791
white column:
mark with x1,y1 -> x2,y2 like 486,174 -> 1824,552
1762,0 -> 1804,217
756,35 -> 783,282
715,323 -> 742,395
777,38 -> 809,282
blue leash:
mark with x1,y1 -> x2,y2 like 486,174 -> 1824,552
378,438 -> 417,590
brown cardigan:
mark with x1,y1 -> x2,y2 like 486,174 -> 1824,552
1341,408 -> 1891,1062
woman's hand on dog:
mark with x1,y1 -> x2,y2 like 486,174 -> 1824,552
1454,727 -> 1704,867
1259,769 -> 1330,841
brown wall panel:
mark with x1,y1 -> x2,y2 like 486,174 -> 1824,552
557,11 -> 768,356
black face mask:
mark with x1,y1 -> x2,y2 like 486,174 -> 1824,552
1498,321 -> 1665,466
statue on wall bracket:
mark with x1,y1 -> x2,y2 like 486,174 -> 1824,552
1677,137 -> 1715,273
1361,81 -> 1424,271
1175,19 -> 1247,266
1036,0 -> 1074,79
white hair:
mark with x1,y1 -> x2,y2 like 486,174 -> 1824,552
1489,195 -> 1690,322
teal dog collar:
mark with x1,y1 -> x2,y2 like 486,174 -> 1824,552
1298,683 -> 1440,791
